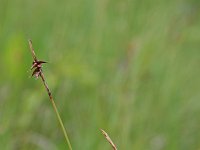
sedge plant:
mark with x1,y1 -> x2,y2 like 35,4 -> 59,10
28,40 -> 72,150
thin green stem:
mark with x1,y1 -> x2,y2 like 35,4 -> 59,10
28,39 -> 72,149
40,73 -> 73,150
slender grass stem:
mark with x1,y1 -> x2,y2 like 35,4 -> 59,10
40,73 -> 73,150
28,40 -> 72,150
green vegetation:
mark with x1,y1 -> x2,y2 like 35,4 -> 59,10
0,0 -> 200,149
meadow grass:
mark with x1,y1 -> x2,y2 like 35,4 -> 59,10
0,0 -> 200,149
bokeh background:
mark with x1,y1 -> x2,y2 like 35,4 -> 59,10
0,0 -> 200,149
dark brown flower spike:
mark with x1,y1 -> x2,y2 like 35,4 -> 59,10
28,40 -> 47,78
31,60 -> 47,70
31,60 -> 47,78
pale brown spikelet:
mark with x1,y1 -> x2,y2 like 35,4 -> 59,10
100,129 -> 117,150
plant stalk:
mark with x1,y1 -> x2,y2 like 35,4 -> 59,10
28,39 -> 72,150
40,73 -> 73,150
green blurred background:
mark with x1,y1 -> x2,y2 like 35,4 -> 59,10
0,0 -> 200,149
